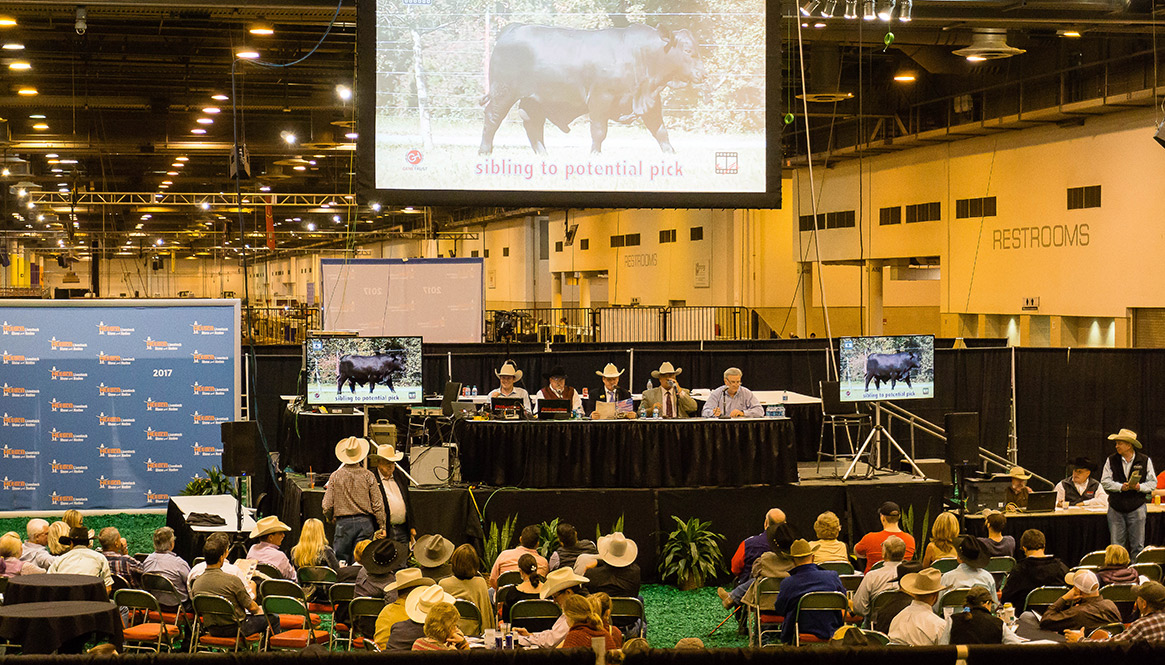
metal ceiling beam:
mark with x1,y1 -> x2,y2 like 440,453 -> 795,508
28,192 -> 361,207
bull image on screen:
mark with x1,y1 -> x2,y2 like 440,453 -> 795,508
838,335 -> 935,403
479,23 -> 706,156
305,335 -> 423,406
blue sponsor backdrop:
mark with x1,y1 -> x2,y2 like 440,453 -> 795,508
0,300 -> 240,511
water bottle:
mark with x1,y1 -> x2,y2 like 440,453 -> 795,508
638,405 -> 646,419
775,404 -> 786,418
646,379 -> 653,391
652,406 -> 660,419
472,385 -> 478,396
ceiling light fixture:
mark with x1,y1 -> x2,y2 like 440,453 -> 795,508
176,156 -> 189,162
32,123 -> 48,130
336,85 -> 352,101
877,0 -> 896,21
259,185 -> 271,192
820,0 -> 837,18
966,55 -> 987,62
211,94 -> 229,101
30,114 -> 45,119
1059,29 -> 1082,38
201,202 -> 210,210
281,130 -> 296,145
800,0 -> 821,16
17,87 -> 37,96
862,0 -> 876,20
0,17 -> 16,27
293,165 -> 306,171
167,171 -> 178,176
3,42 -> 23,50
843,0 -> 858,18
345,132 -> 358,140
8,61 -> 30,70
202,107 -> 221,114
196,117 -> 214,124
249,23 -> 274,36
190,128 -> 207,134
893,71 -> 917,82
162,181 -> 173,185
236,49 -> 260,60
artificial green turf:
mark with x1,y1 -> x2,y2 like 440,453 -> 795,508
0,513 -> 165,555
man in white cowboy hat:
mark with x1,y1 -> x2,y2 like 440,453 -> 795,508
1101,428 -> 1157,556
487,360 -> 532,414
888,567 -> 948,645
770,539 -> 846,644
535,365 -> 584,418
374,567 -> 436,646
582,532 -> 641,597
384,584 -> 458,650
323,436 -> 386,564
370,443 -> 415,546
245,515 -> 294,579
640,362 -> 696,418
1004,466 -> 1034,509
701,367 -> 763,418
514,567 -> 589,648
591,363 -> 636,419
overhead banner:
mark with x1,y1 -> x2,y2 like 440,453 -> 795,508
0,300 -> 240,511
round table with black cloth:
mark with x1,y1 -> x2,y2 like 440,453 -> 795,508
455,418 -> 799,488
2,574 -> 109,606
0,600 -> 123,654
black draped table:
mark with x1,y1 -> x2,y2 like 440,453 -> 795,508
2,574 -> 108,605
455,417 -> 798,488
0,600 -> 123,654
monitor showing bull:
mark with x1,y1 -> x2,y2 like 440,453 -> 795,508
838,335 -> 935,403
356,0 -> 779,208
304,335 -> 424,406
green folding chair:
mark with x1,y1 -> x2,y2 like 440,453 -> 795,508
191,593 -> 262,653
793,591 -> 848,646
819,561 -> 855,575
115,589 -> 182,653
328,582 -> 357,650
931,558 -> 959,574
1136,547 -> 1165,565
510,599 -> 561,632
1079,550 -> 1107,567
1133,562 -> 1162,582
611,596 -> 647,640
1023,586 -> 1069,613
262,595 -> 328,651
348,596 -> 388,651
497,570 -> 523,588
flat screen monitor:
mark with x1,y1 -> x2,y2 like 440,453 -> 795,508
305,335 -> 424,406
356,0 -> 779,208
441,381 -> 463,416
838,335 -> 935,402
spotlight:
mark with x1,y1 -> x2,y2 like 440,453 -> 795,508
336,85 -> 353,101
800,0 -> 821,16
899,0 -> 912,21
843,0 -> 858,18
236,49 -> 260,60
281,130 -> 296,145
249,23 -> 274,36
8,61 -> 30,70
212,94 -> 229,101
821,0 -> 837,18
201,202 -> 210,210
862,0 -> 876,20
877,0 -> 896,21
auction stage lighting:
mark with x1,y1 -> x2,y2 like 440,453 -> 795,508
862,0 -> 876,20
877,0 -> 896,21
843,0 -> 858,19
821,0 -> 837,18
800,1 -> 821,16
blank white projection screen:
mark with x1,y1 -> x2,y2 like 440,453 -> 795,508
320,258 -> 483,343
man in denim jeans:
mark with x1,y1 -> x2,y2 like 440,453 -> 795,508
1101,428 -> 1156,557
323,436 -> 386,564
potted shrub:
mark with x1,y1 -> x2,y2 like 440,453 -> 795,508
659,516 -> 725,590
180,467 -> 235,496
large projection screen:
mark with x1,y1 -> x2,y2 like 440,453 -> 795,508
357,0 -> 780,208
320,258 -> 483,343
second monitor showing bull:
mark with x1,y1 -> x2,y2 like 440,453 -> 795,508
838,335 -> 935,403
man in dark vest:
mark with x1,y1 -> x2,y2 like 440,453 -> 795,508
535,365 -> 583,418
1055,456 -> 1108,509
1100,429 -> 1157,557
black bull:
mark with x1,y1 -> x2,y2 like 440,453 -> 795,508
479,23 -> 707,155
336,351 -> 406,395
864,352 -> 921,391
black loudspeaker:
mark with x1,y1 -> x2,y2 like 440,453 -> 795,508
945,412 -> 980,467
221,421 -> 261,476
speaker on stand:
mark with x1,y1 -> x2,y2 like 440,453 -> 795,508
945,412 -> 980,528
220,421 -> 262,535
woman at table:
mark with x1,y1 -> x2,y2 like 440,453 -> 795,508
923,512 -> 960,566
438,544 -> 495,632
496,554 -> 542,622
0,532 -> 45,576
559,594 -> 619,649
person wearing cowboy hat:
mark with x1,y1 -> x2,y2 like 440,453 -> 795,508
370,443 -> 415,547
582,533 -> 641,598
323,436 -> 387,565
355,537 -> 409,599
887,568 -> 948,645
487,360 -> 532,414
385,584 -> 459,650
1003,466 -> 1034,509
47,526 -> 114,592
535,365 -> 584,418
513,567 -> 589,648
1101,428 -> 1157,557
414,534 -> 454,580
770,539 -> 847,644
701,367 -> 763,418
374,567 -> 436,646
591,363 -> 636,419
640,362 -> 696,418
1055,456 -> 1108,509
937,536 -> 996,610
245,515 -> 295,580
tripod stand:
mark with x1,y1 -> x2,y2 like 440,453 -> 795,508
842,402 -> 928,480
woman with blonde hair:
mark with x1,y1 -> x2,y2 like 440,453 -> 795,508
1096,544 -> 1139,585
0,532 -> 45,576
589,592 -> 624,648
560,594 -> 619,649
290,518 -> 340,570
63,510 -> 84,530
922,512 -> 959,565
809,511 -> 849,563
411,602 -> 469,650
47,521 -> 71,556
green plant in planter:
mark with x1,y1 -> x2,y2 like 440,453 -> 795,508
483,514 -> 518,569
538,517 -> 560,558
658,515 -> 725,590
180,467 -> 235,496
595,514 -> 625,542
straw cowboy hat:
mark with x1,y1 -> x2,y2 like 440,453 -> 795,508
249,515 -> 291,540
1108,428 -> 1142,449
597,533 -> 638,568
363,538 -> 410,575
595,363 -> 625,378
368,443 -> 403,464
539,567 -> 589,599
788,539 -> 819,559
494,361 -> 523,382
405,585 -> 458,624
414,534 -> 455,568
899,568 -> 948,596
651,362 -> 682,378
1007,466 -> 1032,481
383,567 -> 435,593
334,436 -> 370,465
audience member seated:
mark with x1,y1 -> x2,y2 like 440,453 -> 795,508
47,520 -> 70,556
852,536 -> 907,618
730,523 -> 796,610
0,532 -> 44,576
387,585 -> 456,650
515,567 -> 589,648
622,637 -> 650,655
438,544 -> 495,631
549,523 -> 598,571
190,533 -> 277,640
938,536 -> 996,609
674,637 -> 705,649
771,539 -> 846,644
187,549 -> 247,589
978,511 -> 1015,558
1096,544 -> 1140,586
728,508 -> 785,587
141,526 -> 190,607
291,518 -> 340,571
357,537 -> 406,598
888,568 -> 948,646
1038,569 -> 1120,634
48,527 -> 113,591
583,533 -> 640,597
375,568 -> 434,647
944,586 -> 1022,644
1005,467 -> 1034,509
489,525 -> 548,589
855,502 -> 916,572
337,539 -> 369,583
411,601 -> 469,651
1067,581 -> 1165,645
246,516 -> 294,580
64,509 -> 84,530
98,526 -> 142,588
809,512 -> 848,564
414,534 -> 455,581
497,554 -> 544,621
1056,457 -> 1108,509
20,519 -> 55,569
870,562 -> 924,634
923,512 -> 959,566
560,594 -> 619,649
590,593 -> 624,648
1000,529 -> 1069,610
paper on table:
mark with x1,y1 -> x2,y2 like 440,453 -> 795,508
594,401 -> 618,419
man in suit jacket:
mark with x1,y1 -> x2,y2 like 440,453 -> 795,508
591,363 -> 637,419
640,362 -> 697,418
371,444 -> 416,547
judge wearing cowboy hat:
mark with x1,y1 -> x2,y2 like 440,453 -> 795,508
1101,428 -> 1157,557
640,362 -> 697,418
591,363 -> 636,419
371,443 -> 416,547
323,436 -> 387,564
1004,466 -> 1034,510
246,516 -> 294,580
535,365 -> 584,418
486,360 -> 532,414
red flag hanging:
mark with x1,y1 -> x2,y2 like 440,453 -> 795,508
265,196 -> 276,250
